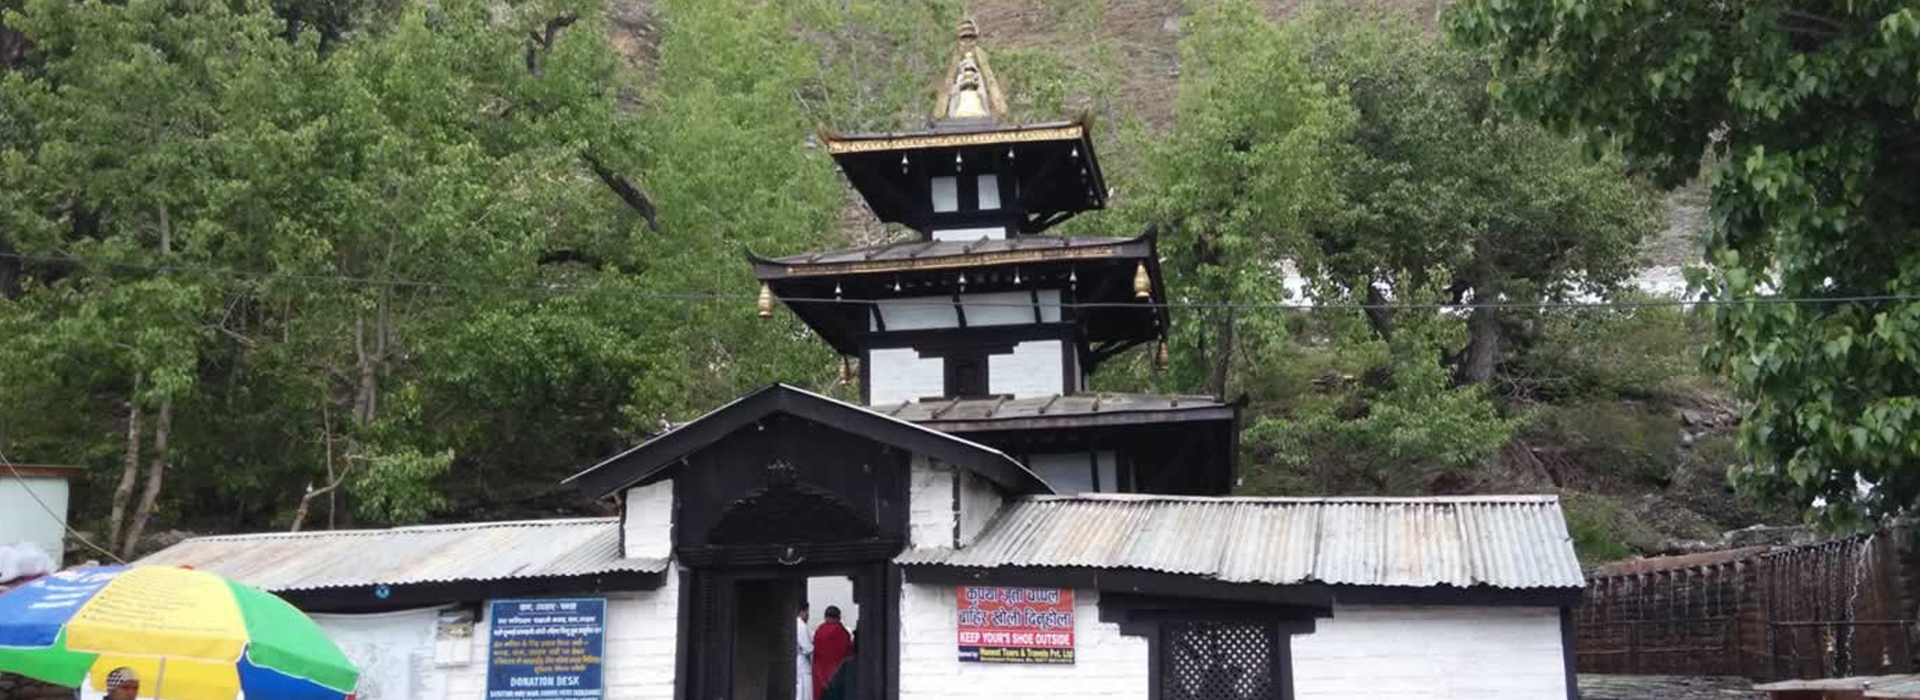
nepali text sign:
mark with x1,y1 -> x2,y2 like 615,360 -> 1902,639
486,598 -> 606,700
955,587 -> 1075,664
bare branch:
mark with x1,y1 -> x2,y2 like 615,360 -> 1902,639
290,400 -> 351,533
584,153 -> 661,231
524,13 -> 579,77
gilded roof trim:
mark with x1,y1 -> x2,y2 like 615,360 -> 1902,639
823,124 -> 1084,155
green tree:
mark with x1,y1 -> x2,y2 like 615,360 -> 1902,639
1451,1 -> 1920,527
1116,0 -> 1353,399
0,0 -> 968,543
1291,4 -> 1658,386
0,0 -> 665,537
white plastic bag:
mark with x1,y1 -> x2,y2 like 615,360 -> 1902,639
0,541 -> 55,584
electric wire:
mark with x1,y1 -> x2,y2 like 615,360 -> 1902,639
5,252 -> 1917,312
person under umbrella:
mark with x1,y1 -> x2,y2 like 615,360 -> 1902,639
0,565 -> 358,700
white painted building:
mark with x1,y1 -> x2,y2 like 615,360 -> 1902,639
141,19 -> 1585,700
0,464 -> 80,570
145,385 -> 1583,700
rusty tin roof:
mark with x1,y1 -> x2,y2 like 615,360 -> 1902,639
897,494 -> 1585,589
138,518 -> 662,592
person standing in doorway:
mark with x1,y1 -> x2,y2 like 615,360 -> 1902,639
796,602 -> 814,700
819,632 -> 857,700
810,606 -> 851,699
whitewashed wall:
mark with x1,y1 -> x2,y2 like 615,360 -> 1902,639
622,481 -> 673,560
0,476 -> 69,567
441,573 -> 683,700
870,348 -> 945,405
899,585 -> 1148,700
910,457 -> 1008,551
1291,605 -> 1566,700
955,471 -> 1002,547
908,457 -> 955,550
932,227 -> 1008,241
872,291 -> 1063,331
987,340 -> 1064,399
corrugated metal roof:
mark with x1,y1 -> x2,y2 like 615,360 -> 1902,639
137,518 -> 663,592
1868,676 -> 1920,698
897,494 -> 1585,589
875,393 -> 1227,425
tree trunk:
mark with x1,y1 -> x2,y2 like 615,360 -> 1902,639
119,397 -> 170,559
0,23 -> 27,76
291,398 -> 348,533
353,311 -> 380,425
1207,311 -> 1235,400
1459,302 -> 1500,385
107,391 -> 142,554
1361,283 -> 1395,343
0,235 -> 20,301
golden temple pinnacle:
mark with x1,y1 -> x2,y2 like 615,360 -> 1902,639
934,17 -> 1007,123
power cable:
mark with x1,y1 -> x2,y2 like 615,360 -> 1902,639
4,251 -> 1918,312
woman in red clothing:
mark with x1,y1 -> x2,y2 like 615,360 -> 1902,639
810,606 -> 852,698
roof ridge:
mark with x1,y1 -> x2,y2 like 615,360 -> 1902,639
177,517 -> 620,543
1016,494 -> 1562,505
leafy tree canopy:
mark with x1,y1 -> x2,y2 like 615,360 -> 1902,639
1452,1 -> 1920,527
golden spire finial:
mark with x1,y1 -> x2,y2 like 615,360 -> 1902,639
935,17 -> 1007,122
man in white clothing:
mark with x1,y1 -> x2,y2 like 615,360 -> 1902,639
796,602 -> 814,700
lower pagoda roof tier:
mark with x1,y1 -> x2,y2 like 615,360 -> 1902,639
876,392 -> 1242,497
871,392 -> 1232,433
749,232 -> 1168,358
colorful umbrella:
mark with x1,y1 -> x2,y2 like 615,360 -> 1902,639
0,565 -> 358,700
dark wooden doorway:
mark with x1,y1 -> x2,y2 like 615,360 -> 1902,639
681,562 -> 899,700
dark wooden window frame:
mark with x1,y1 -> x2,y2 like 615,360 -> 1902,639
1098,595 -> 1322,700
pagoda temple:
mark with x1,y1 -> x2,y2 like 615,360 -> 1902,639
138,20 -> 1589,700
752,19 -> 1237,496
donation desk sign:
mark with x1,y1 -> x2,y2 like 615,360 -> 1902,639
486,598 -> 606,700
955,586 -> 1075,664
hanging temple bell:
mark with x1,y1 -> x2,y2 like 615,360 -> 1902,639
757,282 -> 774,319
1133,262 -> 1151,299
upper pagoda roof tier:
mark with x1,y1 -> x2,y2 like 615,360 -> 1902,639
815,20 -> 1109,236
818,117 -> 1107,236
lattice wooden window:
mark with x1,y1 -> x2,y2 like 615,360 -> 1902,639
1159,622 -> 1283,700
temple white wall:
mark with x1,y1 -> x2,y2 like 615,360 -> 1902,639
898,585 -> 1148,700
871,291 -> 1062,332
987,340 -> 1063,399
908,457 -> 957,550
869,347 -> 945,405
955,471 -> 1002,547
318,573 -> 681,700
1291,606 -> 1566,700
622,481 -> 674,560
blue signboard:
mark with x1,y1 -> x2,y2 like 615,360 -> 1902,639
485,598 -> 607,700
